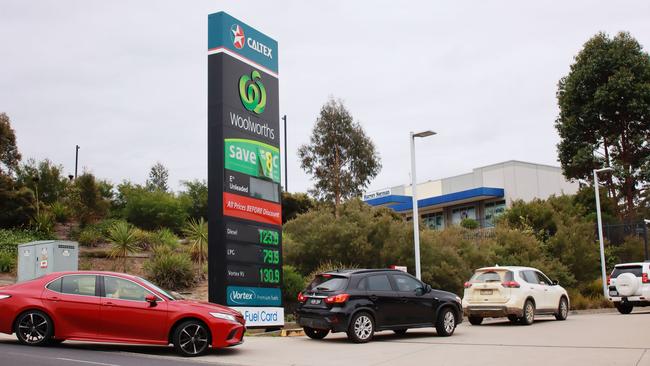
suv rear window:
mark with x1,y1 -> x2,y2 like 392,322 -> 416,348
611,265 -> 643,278
306,275 -> 348,292
470,270 -> 513,283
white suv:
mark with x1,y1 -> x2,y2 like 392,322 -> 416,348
608,262 -> 650,314
462,266 -> 570,325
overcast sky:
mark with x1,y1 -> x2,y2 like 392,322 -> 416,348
1,1 -> 649,193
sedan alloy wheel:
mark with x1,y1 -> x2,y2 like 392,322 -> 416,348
174,321 -> 210,357
16,311 -> 52,345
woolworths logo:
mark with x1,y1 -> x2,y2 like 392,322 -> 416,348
239,70 -> 266,114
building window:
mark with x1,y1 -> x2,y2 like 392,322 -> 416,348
451,206 -> 476,225
484,200 -> 506,227
422,212 -> 444,230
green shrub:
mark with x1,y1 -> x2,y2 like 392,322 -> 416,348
0,251 -> 15,273
120,187 -> 187,232
614,236 -> 646,263
107,221 -> 140,272
144,251 -> 194,290
31,211 -> 54,235
139,228 -> 179,251
49,202 -> 71,223
0,228 -> 54,246
78,227 -> 104,247
283,265 -> 305,303
460,218 -> 479,229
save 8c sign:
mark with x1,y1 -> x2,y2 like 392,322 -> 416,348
208,12 -> 283,327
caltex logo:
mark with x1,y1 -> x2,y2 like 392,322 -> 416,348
231,24 -> 245,49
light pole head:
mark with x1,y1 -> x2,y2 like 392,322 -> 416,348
595,167 -> 614,174
412,130 -> 436,138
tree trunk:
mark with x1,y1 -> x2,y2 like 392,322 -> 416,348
619,124 -> 635,217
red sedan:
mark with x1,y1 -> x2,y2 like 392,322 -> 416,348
0,271 -> 245,357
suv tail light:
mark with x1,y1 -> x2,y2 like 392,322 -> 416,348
324,293 -> 349,304
643,273 -> 649,284
502,281 -> 520,288
297,292 -> 306,303
464,282 -> 472,288
607,275 -> 611,285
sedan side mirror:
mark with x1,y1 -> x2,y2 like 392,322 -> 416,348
552,280 -> 559,286
145,294 -> 158,306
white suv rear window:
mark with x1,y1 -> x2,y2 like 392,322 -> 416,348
611,266 -> 643,278
470,270 -> 513,283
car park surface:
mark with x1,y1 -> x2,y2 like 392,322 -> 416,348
0,309 -> 649,366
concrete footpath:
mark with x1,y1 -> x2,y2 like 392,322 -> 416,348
0,310 -> 649,366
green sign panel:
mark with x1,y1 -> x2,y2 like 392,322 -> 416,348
224,138 -> 281,183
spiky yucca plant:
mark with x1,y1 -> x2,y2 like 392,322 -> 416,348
107,221 -> 140,272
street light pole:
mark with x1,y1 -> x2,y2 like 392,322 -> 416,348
643,219 -> 650,261
594,167 -> 613,298
75,145 -> 80,179
410,130 -> 435,280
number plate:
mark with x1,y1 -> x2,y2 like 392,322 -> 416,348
310,299 -> 322,305
609,290 -> 618,296
480,289 -> 493,295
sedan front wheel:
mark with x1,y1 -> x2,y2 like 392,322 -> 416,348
173,320 -> 211,357
15,310 -> 53,346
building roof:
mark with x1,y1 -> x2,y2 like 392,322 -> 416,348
366,187 -> 504,213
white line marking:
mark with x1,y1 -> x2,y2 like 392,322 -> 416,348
55,358 -> 121,366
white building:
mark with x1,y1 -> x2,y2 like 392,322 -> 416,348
363,160 -> 579,229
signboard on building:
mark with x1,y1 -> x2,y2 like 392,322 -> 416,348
208,12 -> 283,327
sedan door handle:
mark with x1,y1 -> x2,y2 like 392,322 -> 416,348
400,297 -> 408,303
103,302 -> 114,307
369,295 -> 378,301
46,296 -> 59,302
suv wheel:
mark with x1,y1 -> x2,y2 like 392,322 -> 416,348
555,297 -> 569,320
615,302 -> 633,315
304,327 -> 329,340
468,316 -> 483,325
347,312 -> 374,343
15,311 -> 54,346
520,300 -> 535,325
435,307 -> 456,336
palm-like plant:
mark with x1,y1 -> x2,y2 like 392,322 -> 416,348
183,218 -> 208,270
107,221 -> 140,272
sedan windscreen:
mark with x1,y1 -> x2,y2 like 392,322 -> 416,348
307,275 -> 348,292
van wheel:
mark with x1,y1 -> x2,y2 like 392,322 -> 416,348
347,312 -> 374,343
520,300 -> 535,325
435,307 -> 456,336
615,302 -> 633,314
468,316 -> 483,325
304,327 -> 329,339
555,297 -> 569,320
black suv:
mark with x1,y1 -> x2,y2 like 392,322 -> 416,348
295,269 -> 462,343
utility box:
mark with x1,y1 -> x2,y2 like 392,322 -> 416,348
17,241 -> 79,282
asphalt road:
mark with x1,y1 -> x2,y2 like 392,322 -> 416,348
0,309 -> 649,366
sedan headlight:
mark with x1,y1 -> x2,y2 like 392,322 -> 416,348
210,312 -> 237,323
0,295 -> 11,300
